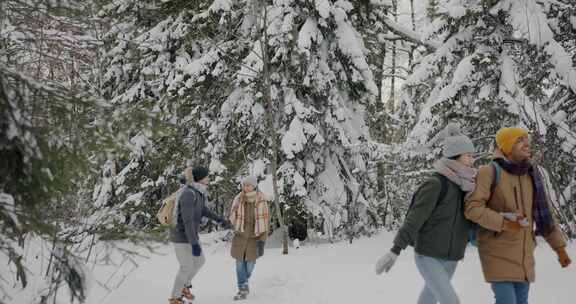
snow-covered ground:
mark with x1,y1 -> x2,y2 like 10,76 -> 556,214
79,231 -> 575,304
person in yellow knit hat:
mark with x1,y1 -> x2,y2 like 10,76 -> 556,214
465,127 -> 572,304
495,128 -> 529,156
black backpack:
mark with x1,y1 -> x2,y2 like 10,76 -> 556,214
406,172 -> 449,218
403,173 -> 448,247
406,164 -> 501,246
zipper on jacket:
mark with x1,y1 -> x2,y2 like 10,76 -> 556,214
517,180 -> 526,215
513,186 -> 520,211
518,176 -> 527,280
447,189 -> 460,257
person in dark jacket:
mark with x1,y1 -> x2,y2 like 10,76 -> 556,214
169,166 -> 231,304
375,123 -> 477,304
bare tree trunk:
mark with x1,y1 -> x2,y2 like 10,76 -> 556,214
388,0 -> 398,114
408,0 -> 416,70
379,43 -> 387,115
259,0 -> 289,255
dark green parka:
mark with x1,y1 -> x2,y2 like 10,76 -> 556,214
392,174 -> 470,261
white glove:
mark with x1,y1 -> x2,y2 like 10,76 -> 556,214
501,212 -> 519,221
375,252 -> 398,275
501,212 -> 530,227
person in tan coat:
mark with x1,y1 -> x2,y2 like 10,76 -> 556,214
229,176 -> 269,300
465,127 -> 572,304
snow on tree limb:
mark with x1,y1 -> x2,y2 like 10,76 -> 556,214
498,0 -> 576,94
381,15 -> 440,50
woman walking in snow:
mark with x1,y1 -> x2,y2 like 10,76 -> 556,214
229,176 -> 270,300
375,123 -> 476,304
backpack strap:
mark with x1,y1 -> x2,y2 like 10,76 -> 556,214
406,173 -> 448,217
173,187 -> 185,222
488,161 -> 502,201
434,172 -> 449,204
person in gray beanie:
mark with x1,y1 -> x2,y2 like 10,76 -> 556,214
375,123 -> 477,304
229,176 -> 270,300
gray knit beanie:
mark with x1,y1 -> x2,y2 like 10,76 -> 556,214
440,123 -> 475,158
242,176 -> 258,188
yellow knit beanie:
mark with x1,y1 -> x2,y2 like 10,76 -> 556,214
495,127 -> 528,155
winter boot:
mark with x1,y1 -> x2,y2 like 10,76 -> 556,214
233,286 -> 249,301
181,297 -> 193,304
181,286 -> 195,303
168,298 -> 182,304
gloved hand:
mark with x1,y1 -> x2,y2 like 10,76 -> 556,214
375,251 -> 398,275
555,247 -> 572,268
501,212 -> 529,227
192,244 -> 202,257
502,219 -> 523,232
256,240 -> 265,257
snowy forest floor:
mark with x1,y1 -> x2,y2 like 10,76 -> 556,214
9,231 -> 575,304
81,231 -> 575,304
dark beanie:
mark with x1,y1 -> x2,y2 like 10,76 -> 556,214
192,166 -> 209,182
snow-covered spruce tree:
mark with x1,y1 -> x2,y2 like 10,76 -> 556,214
0,0 -> 162,303
99,0 -> 380,240
347,1 -> 389,230
393,0 -> 576,234
1,1 -> 151,302
95,0 -> 214,231
349,0 -> 443,229
187,0 -> 379,240
535,0 -> 576,235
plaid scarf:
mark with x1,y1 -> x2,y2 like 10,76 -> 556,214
494,158 -> 554,236
229,191 -> 269,236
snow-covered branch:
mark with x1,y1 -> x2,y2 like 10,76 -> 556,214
380,16 -> 440,51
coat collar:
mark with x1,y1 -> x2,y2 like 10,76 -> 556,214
491,148 -> 506,160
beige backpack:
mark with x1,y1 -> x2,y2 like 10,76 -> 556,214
156,190 -> 180,225
157,166 -> 193,225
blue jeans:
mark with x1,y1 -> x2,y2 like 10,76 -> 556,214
414,254 -> 460,304
236,260 -> 256,289
491,282 -> 530,304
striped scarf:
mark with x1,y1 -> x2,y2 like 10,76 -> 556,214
494,158 -> 555,236
229,191 -> 269,236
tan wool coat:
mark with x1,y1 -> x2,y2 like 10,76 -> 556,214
465,152 -> 566,282
230,192 -> 268,261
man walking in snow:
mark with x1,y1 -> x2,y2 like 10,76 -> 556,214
465,127 -> 572,304
169,166 -> 232,304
